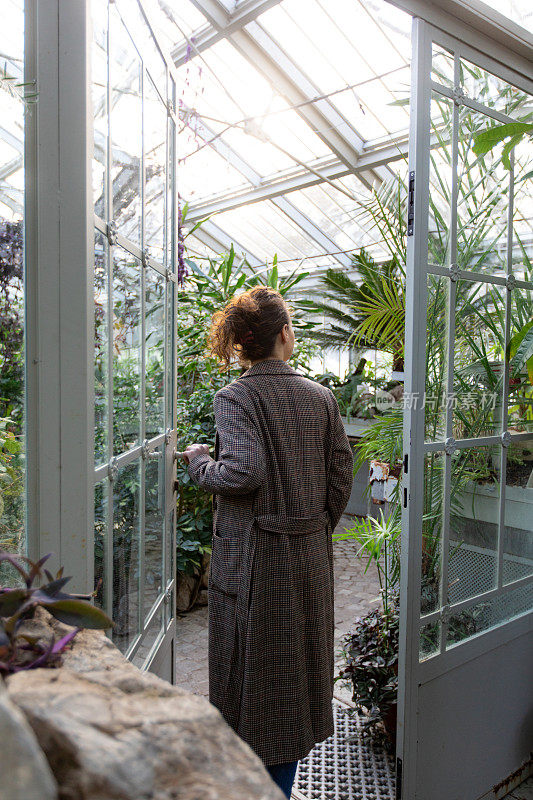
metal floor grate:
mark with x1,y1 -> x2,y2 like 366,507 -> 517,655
292,700 -> 395,800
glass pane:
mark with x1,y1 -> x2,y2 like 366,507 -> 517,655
428,92 -> 453,269
508,285 -> 533,433
165,280 -> 175,428
144,445 -> 164,620
110,5 -> 142,245
92,0 -> 108,218
459,57 -> 526,116
446,580 -> 533,650
503,437 -> 533,586
431,43 -> 454,90
457,109 -> 511,276
94,479 -> 108,609
113,247 -> 141,455
112,459 -> 141,653
165,507 -> 175,591
144,75 -> 167,263
452,280 -> 504,439
0,0 -> 25,565
448,445 -> 500,605
425,275 -> 448,443
261,0 -> 411,142
131,606 -> 164,670
166,116 -> 175,269
420,620 -> 441,662
421,452 -> 445,615
145,267 -> 165,438
115,1 -> 167,100
94,231 -> 108,465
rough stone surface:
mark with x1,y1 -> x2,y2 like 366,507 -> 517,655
6,611 -> 284,800
0,678 -> 58,800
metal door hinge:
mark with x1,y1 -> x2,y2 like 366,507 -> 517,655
407,171 -> 415,236
396,756 -> 403,799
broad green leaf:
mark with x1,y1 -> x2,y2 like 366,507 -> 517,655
473,122 -> 533,157
0,588 -> 27,616
41,598 -> 113,629
501,133 -> 525,169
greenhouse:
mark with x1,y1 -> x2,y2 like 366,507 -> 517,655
0,0 -> 532,798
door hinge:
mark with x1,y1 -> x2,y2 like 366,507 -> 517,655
396,756 -> 403,800
407,170 -> 415,235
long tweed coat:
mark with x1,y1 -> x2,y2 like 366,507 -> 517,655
187,358 -> 354,765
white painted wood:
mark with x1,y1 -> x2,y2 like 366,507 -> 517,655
398,11 -> 533,798
25,0 -> 93,591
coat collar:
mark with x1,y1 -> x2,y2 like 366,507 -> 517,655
239,358 -> 298,379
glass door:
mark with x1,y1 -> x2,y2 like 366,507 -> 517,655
91,0 -> 177,680
399,17 -> 533,800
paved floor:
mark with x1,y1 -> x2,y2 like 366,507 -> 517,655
175,513 -> 380,698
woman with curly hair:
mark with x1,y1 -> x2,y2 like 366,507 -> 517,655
179,286 -> 353,798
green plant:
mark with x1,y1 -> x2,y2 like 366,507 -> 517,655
0,550 -> 112,676
0,417 -> 24,556
337,598 -> 399,744
473,121 -> 533,178
176,232 -> 321,583
306,245 -> 405,373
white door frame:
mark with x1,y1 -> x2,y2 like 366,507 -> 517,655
24,0 -> 179,679
398,12 -> 533,799
25,0 -> 94,591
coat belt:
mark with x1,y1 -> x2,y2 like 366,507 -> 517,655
255,511 -> 330,535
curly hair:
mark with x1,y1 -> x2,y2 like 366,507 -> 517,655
207,286 -> 291,368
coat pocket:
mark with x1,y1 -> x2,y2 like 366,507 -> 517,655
210,532 -> 242,597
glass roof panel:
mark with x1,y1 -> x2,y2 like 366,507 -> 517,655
177,135 -> 250,200
211,200 -> 335,266
183,233 -> 223,263
259,0 -> 411,141
143,0 -> 209,54
175,37 -> 332,183
287,183 -> 382,255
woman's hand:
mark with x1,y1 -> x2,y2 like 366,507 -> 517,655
176,443 -> 211,465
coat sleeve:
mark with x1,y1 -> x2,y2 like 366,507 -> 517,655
326,389 -> 354,532
187,390 -> 266,496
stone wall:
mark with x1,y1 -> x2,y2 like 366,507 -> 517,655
2,610 -> 283,800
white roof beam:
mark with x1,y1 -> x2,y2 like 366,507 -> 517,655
228,21 -> 390,188
271,196 -> 352,268
0,155 -> 23,182
180,105 -> 352,267
185,137 -> 409,221
172,0 -> 284,66
0,126 -> 24,154
192,218 -> 263,266
0,187 -> 23,215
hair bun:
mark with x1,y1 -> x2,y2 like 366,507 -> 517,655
207,287 -> 290,368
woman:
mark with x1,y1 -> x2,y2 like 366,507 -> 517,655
180,287 -> 353,799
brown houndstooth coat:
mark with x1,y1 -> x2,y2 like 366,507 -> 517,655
187,358 -> 354,765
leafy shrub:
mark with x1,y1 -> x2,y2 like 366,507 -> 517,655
338,598 -> 399,741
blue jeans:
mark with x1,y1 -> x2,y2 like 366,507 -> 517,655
266,760 -> 298,799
